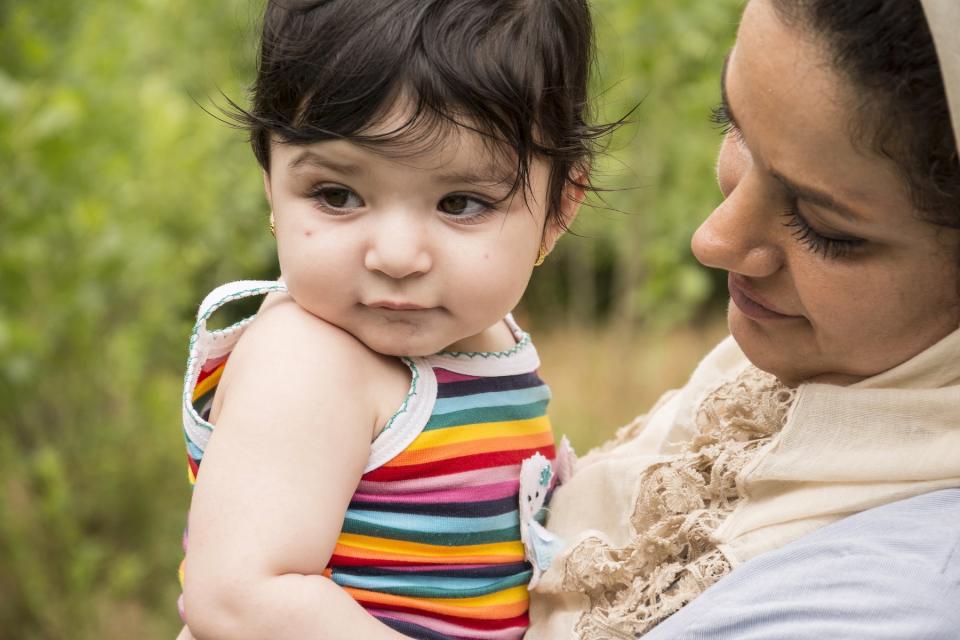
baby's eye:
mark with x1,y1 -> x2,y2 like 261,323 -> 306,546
438,194 -> 490,217
311,185 -> 363,211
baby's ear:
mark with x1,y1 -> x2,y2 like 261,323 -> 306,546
542,168 -> 588,253
262,169 -> 274,208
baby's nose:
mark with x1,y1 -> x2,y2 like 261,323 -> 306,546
363,213 -> 433,279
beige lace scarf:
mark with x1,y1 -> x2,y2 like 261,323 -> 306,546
561,366 -> 796,639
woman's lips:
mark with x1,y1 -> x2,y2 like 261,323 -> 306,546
728,274 -> 799,321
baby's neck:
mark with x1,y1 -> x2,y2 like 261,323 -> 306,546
442,319 -> 517,354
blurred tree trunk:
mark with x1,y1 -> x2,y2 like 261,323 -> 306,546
564,237 -> 596,325
612,218 -> 645,334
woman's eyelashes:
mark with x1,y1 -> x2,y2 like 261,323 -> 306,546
781,204 -> 865,259
709,103 -> 865,260
710,103 -> 744,141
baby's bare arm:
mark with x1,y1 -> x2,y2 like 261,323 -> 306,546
182,300 -> 409,640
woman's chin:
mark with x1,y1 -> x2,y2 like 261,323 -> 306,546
727,310 -> 805,386
728,316 -> 866,387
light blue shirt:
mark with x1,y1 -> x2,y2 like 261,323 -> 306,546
642,488 -> 960,640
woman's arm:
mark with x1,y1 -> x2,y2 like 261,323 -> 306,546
639,489 -> 960,640
182,300 -> 410,640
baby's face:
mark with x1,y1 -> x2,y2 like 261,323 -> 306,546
263,114 -> 561,356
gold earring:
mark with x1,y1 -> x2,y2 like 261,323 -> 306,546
269,214 -> 276,237
534,244 -> 547,267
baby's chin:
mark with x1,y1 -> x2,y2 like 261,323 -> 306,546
352,326 -> 452,358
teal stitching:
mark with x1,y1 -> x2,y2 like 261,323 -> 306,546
184,284 -> 421,441
379,357 -> 420,434
182,284 -> 288,436
436,331 -> 531,359
207,315 -> 255,339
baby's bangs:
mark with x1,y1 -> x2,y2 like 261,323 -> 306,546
362,70 -> 539,183
232,0 -> 620,220
268,60 -> 540,201
340,88 -> 516,166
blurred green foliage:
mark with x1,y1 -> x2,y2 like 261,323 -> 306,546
0,0 -> 740,637
534,0 -> 742,326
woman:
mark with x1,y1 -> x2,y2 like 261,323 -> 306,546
527,0 -> 960,637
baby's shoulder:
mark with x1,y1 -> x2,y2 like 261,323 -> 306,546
232,295 -> 357,365
220,294 -> 410,428
244,294 -> 401,377
222,294 -> 406,400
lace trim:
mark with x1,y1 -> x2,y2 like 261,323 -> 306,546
561,366 -> 796,637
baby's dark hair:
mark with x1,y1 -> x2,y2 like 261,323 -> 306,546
772,0 -> 960,229
231,0 -> 618,227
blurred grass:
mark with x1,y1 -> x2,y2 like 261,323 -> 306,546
535,320 -> 729,454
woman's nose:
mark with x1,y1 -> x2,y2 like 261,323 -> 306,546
363,212 -> 433,279
691,172 -> 783,278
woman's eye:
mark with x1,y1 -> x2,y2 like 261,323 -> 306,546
438,194 -> 491,218
710,102 -> 744,143
781,204 -> 865,260
310,185 -> 363,211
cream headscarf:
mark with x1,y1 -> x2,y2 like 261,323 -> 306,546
921,0 -> 960,152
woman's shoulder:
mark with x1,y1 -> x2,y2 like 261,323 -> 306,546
642,488 -> 960,640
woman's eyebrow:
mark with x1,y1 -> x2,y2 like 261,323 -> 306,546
719,51 -> 867,224
771,172 -> 868,222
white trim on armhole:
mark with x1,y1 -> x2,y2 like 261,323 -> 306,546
363,357 -> 438,473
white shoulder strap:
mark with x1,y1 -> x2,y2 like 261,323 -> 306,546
194,279 -> 288,336
182,280 -> 288,457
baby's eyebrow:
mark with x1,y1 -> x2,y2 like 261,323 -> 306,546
434,166 -> 513,187
288,150 -> 365,175
289,147 -> 513,188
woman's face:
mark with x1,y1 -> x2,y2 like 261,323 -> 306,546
692,0 -> 960,386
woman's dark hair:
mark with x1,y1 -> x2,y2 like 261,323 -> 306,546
772,0 -> 960,228
230,0 -> 618,226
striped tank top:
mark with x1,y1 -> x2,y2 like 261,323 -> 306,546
180,281 -> 557,639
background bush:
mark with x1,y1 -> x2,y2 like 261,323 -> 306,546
0,0 -> 741,637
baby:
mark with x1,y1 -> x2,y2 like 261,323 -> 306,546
177,1 -> 608,638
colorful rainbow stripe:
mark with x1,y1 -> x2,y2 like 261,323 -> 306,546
327,367 -> 555,639
183,342 -> 554,638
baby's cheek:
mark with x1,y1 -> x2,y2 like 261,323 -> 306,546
463,263 -> 524,312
